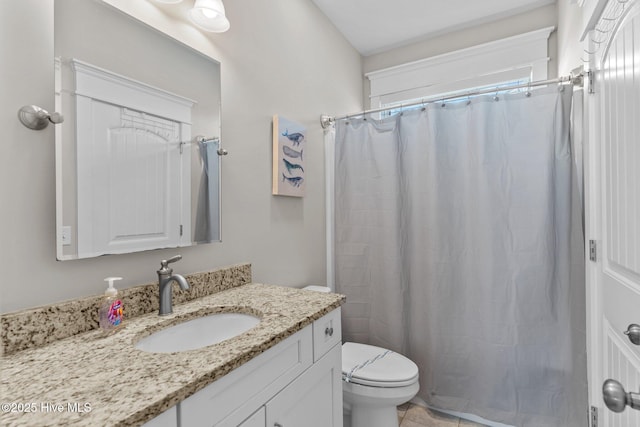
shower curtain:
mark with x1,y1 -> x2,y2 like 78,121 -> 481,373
333,86 -> 587,427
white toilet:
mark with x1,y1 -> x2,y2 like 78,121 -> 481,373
303,286 -> 420,427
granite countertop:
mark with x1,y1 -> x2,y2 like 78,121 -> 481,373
0,284 -> 345,427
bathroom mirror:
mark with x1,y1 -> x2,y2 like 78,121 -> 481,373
55,0 -> 221,260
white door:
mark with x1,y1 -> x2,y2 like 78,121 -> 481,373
587,2 -> 640,425
76,99 -> 183,257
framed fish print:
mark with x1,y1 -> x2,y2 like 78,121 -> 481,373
272,115 -> 306,197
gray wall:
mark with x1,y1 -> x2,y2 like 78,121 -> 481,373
0,0 -> 362,313
557,1 -> 584,76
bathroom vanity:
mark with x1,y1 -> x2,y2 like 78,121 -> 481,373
0,277 -> 345,427
146,309 -> 342,427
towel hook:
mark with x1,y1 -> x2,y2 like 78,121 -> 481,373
18,105 -> 64,130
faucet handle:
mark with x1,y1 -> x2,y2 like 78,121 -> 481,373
160,255 -> 182,269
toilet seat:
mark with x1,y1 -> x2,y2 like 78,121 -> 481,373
342,342 -> 419,388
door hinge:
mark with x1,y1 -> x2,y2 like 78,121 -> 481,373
590,406 -> 598,427
588,70 -> 595,94
180,225 -> 183,237
589,240 -> 597,262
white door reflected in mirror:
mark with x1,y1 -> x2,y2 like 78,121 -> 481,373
54,0 -> 222,260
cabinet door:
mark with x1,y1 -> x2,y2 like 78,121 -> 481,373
312,308 -> 341,362
266,343 -> 342,427
141,405 -> 177,427
238,407 -> 265,427
182,327 -> 313,427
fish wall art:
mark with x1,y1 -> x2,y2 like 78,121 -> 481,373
272,115 -> 306,197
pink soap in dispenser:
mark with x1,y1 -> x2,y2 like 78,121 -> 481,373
99,277 -> 124,334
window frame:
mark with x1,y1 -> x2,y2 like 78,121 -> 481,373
366,27 -> 555,109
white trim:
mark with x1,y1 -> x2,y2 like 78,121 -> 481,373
366,27 -> 554,107
55,57 -> 64,260
71,58 -> 196,123
372,67 -> 535,107
584,74 -> 604,413
324,126 -> 336,292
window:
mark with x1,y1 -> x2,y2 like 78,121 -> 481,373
367,27 -> 554,110
380,78 -> 531,117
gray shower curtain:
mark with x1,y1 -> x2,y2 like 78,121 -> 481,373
334,86 -> 587,427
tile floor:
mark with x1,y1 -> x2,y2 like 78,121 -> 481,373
397,403 -> 488,427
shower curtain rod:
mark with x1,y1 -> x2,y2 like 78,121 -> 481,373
320,73 -> 584,129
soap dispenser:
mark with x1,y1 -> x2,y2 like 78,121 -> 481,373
99,277 -> 124,334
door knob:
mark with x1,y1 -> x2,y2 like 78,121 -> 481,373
624,324 -> 640,345
602,379 -> 640,412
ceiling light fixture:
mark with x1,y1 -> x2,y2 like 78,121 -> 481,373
189,0 -> 230,33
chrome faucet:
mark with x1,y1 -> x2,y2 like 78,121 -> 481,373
157,255 -> 190,316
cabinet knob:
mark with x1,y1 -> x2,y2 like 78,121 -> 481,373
325,326 -> 334,337
274,423 -> 283,427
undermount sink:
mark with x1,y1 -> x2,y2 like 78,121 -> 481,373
135,312 -> 261,353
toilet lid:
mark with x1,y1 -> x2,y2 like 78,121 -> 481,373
342,342 -> 419,387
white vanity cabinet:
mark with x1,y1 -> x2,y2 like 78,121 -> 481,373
237,407 -> 265,427
146,308 -> 342,427
263,343 -> 342,427
141,405 -> 177,427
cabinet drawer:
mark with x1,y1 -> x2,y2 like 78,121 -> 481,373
181,326 -> 313,427
312,308 -> 341,362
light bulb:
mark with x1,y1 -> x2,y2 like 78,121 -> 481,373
201,8 -> 219,19
189,0 -> 230,33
